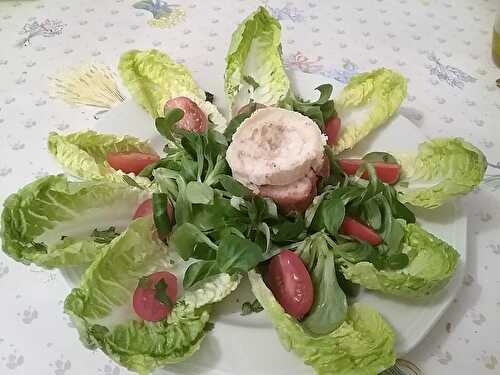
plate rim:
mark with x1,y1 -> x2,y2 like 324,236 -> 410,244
59,71 -> 468,373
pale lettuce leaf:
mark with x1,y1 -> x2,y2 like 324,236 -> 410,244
48,130 -> 155,186
341,224 -> 460,297
249,271 -> 396,375
224,7 -> 291,114
395,138 -> 486,208
334,68 -> 407,154
1,175 -> 148,268
65,217 -> 238,374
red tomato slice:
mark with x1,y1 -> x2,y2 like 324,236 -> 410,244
340,216 -> 382,246
325,117 -> 341,146
107,152 -> 159,175
132,271 -> 178,322
266,250 -> 314,320
337,159 -> 401,185
133,198 -> 174,223
164,96 -> 208,133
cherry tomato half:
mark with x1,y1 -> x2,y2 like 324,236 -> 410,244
107,152 -> 159,175
266,250 -> 314,320
164,96 -> 208,133
132,271 -> 178,322
325,116 -> 341,146
340,216 -> 382,246
337,159 -> 401,185
133,198 -> 174,224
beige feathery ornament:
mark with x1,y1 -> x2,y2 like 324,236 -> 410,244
50,64 -> 125,109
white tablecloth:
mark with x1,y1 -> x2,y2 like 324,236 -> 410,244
0,0 -> 499,373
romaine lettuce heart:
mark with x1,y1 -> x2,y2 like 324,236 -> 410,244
340,224 -> 460,297
65,217 -> 239,374
1,175 -> 148,268
249,270 -> 396,375
334,68 -> 407,154
224,7 -> 291,114
395,138 -> 486,208
48,130 -> 155,186
119,49 -> 227,131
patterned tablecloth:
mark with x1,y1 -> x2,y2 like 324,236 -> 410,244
0,0 -> 499,374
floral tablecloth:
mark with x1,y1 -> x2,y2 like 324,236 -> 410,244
0,0 -> 499,374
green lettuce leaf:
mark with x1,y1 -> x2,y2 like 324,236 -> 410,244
224,6 -> 291,113
249,271 -> 396,375
395,138 -> 486,208
1,175 -> 148,268
48,130 -> 155,186
340,224 -> 459,297
333,69 -> 407,154
65,217 -> 239,375
119,49 -> 227,130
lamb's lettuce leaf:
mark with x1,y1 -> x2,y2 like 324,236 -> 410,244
119,49 -> 227,130
1,175 -> 148,268
296,233 -> 348,335
65,217 -> 239,374
333,69 -> 407,154
395,138 -> 486,208
340,224 -> 459,297
224,7 -> 291,114
48,131 -> 154,186
249,270 -> 396,375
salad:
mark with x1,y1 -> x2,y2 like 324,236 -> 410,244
0,7 -> 486,375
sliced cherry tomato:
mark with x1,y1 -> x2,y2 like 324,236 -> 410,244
107,152 -> 159,175
132,271 -> 178,322
266,250 -> 314,320
133,198 -> 174,223
340,216 -> 382,246
337,159 -> 401,185
236,102 -> 267,116
164,96 -> 208,133
325,116 -> 341,146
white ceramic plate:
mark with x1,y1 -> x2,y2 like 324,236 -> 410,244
62,71 -> 467,374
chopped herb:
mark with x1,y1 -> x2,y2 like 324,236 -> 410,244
31,241 -> 48,253
60,235 -> 67,240
137,276 -> 151,289
204,322 -> 215,331
205,91 -> 215,103
241,299 -> 263,316
243,75 -> 259,89
91,226 -> 120,244
154,279 -> 173,308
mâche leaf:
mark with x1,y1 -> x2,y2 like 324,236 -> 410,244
152,193 -> 172,238
171,223 -> 218,261
155,109 -> 185,141
186,181 -> 214,205
216,235 -> 263,274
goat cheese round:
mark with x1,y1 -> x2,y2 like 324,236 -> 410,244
226,107 -> 326,186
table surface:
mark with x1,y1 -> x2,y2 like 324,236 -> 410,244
0,0 -> 499,374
